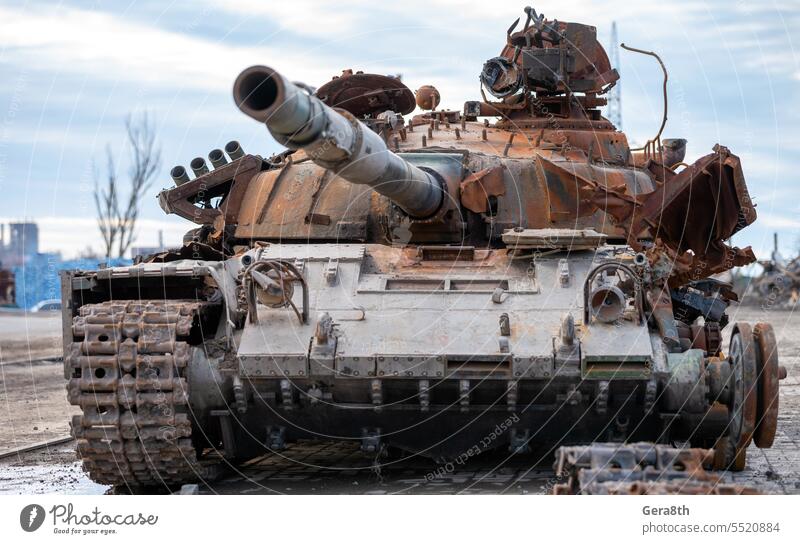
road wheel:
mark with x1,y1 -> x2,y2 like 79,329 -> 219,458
715,323 -> 758,471
753,323 -> 780,448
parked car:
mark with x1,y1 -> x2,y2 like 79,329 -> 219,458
31,299 -> 62,312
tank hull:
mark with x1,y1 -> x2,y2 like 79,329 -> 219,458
62,242 -> 760,488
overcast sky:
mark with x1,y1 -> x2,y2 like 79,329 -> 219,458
0,0 -> 798,261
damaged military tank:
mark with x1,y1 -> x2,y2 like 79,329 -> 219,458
62,7 -> 785,493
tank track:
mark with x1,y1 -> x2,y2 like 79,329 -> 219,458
66,300 -> 212,488
553,443 -> 758,495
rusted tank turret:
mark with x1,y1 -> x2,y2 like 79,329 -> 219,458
61,7 -> 784,493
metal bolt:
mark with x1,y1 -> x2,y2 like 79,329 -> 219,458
503,133 -> 515,156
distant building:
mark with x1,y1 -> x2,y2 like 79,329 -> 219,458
0,221 -> 39,267
0,220 -> 137,309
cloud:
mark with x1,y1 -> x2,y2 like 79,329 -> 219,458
200,0 -> 363,37
0,3 -> 500,114
0,4 -> 334,93
0,215 -> 189,258
207,0 -> 717,43
757,213 -> 800,230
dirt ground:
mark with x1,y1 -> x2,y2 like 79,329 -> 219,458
0,310 -> 62,362
0,305 -> 797,494
0,311 -> 78,454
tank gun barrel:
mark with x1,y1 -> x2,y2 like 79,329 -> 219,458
233,65 -> 443,218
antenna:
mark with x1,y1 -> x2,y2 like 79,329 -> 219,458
607,21 -> 622,129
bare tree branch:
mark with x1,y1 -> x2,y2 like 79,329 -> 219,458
93,146 -> 119,259
94,112 -> 161,259
117,112 -> 161,257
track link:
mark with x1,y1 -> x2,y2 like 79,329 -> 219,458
66,300 -> 211,488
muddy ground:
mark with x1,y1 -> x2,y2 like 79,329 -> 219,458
0,305 -> 797,494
